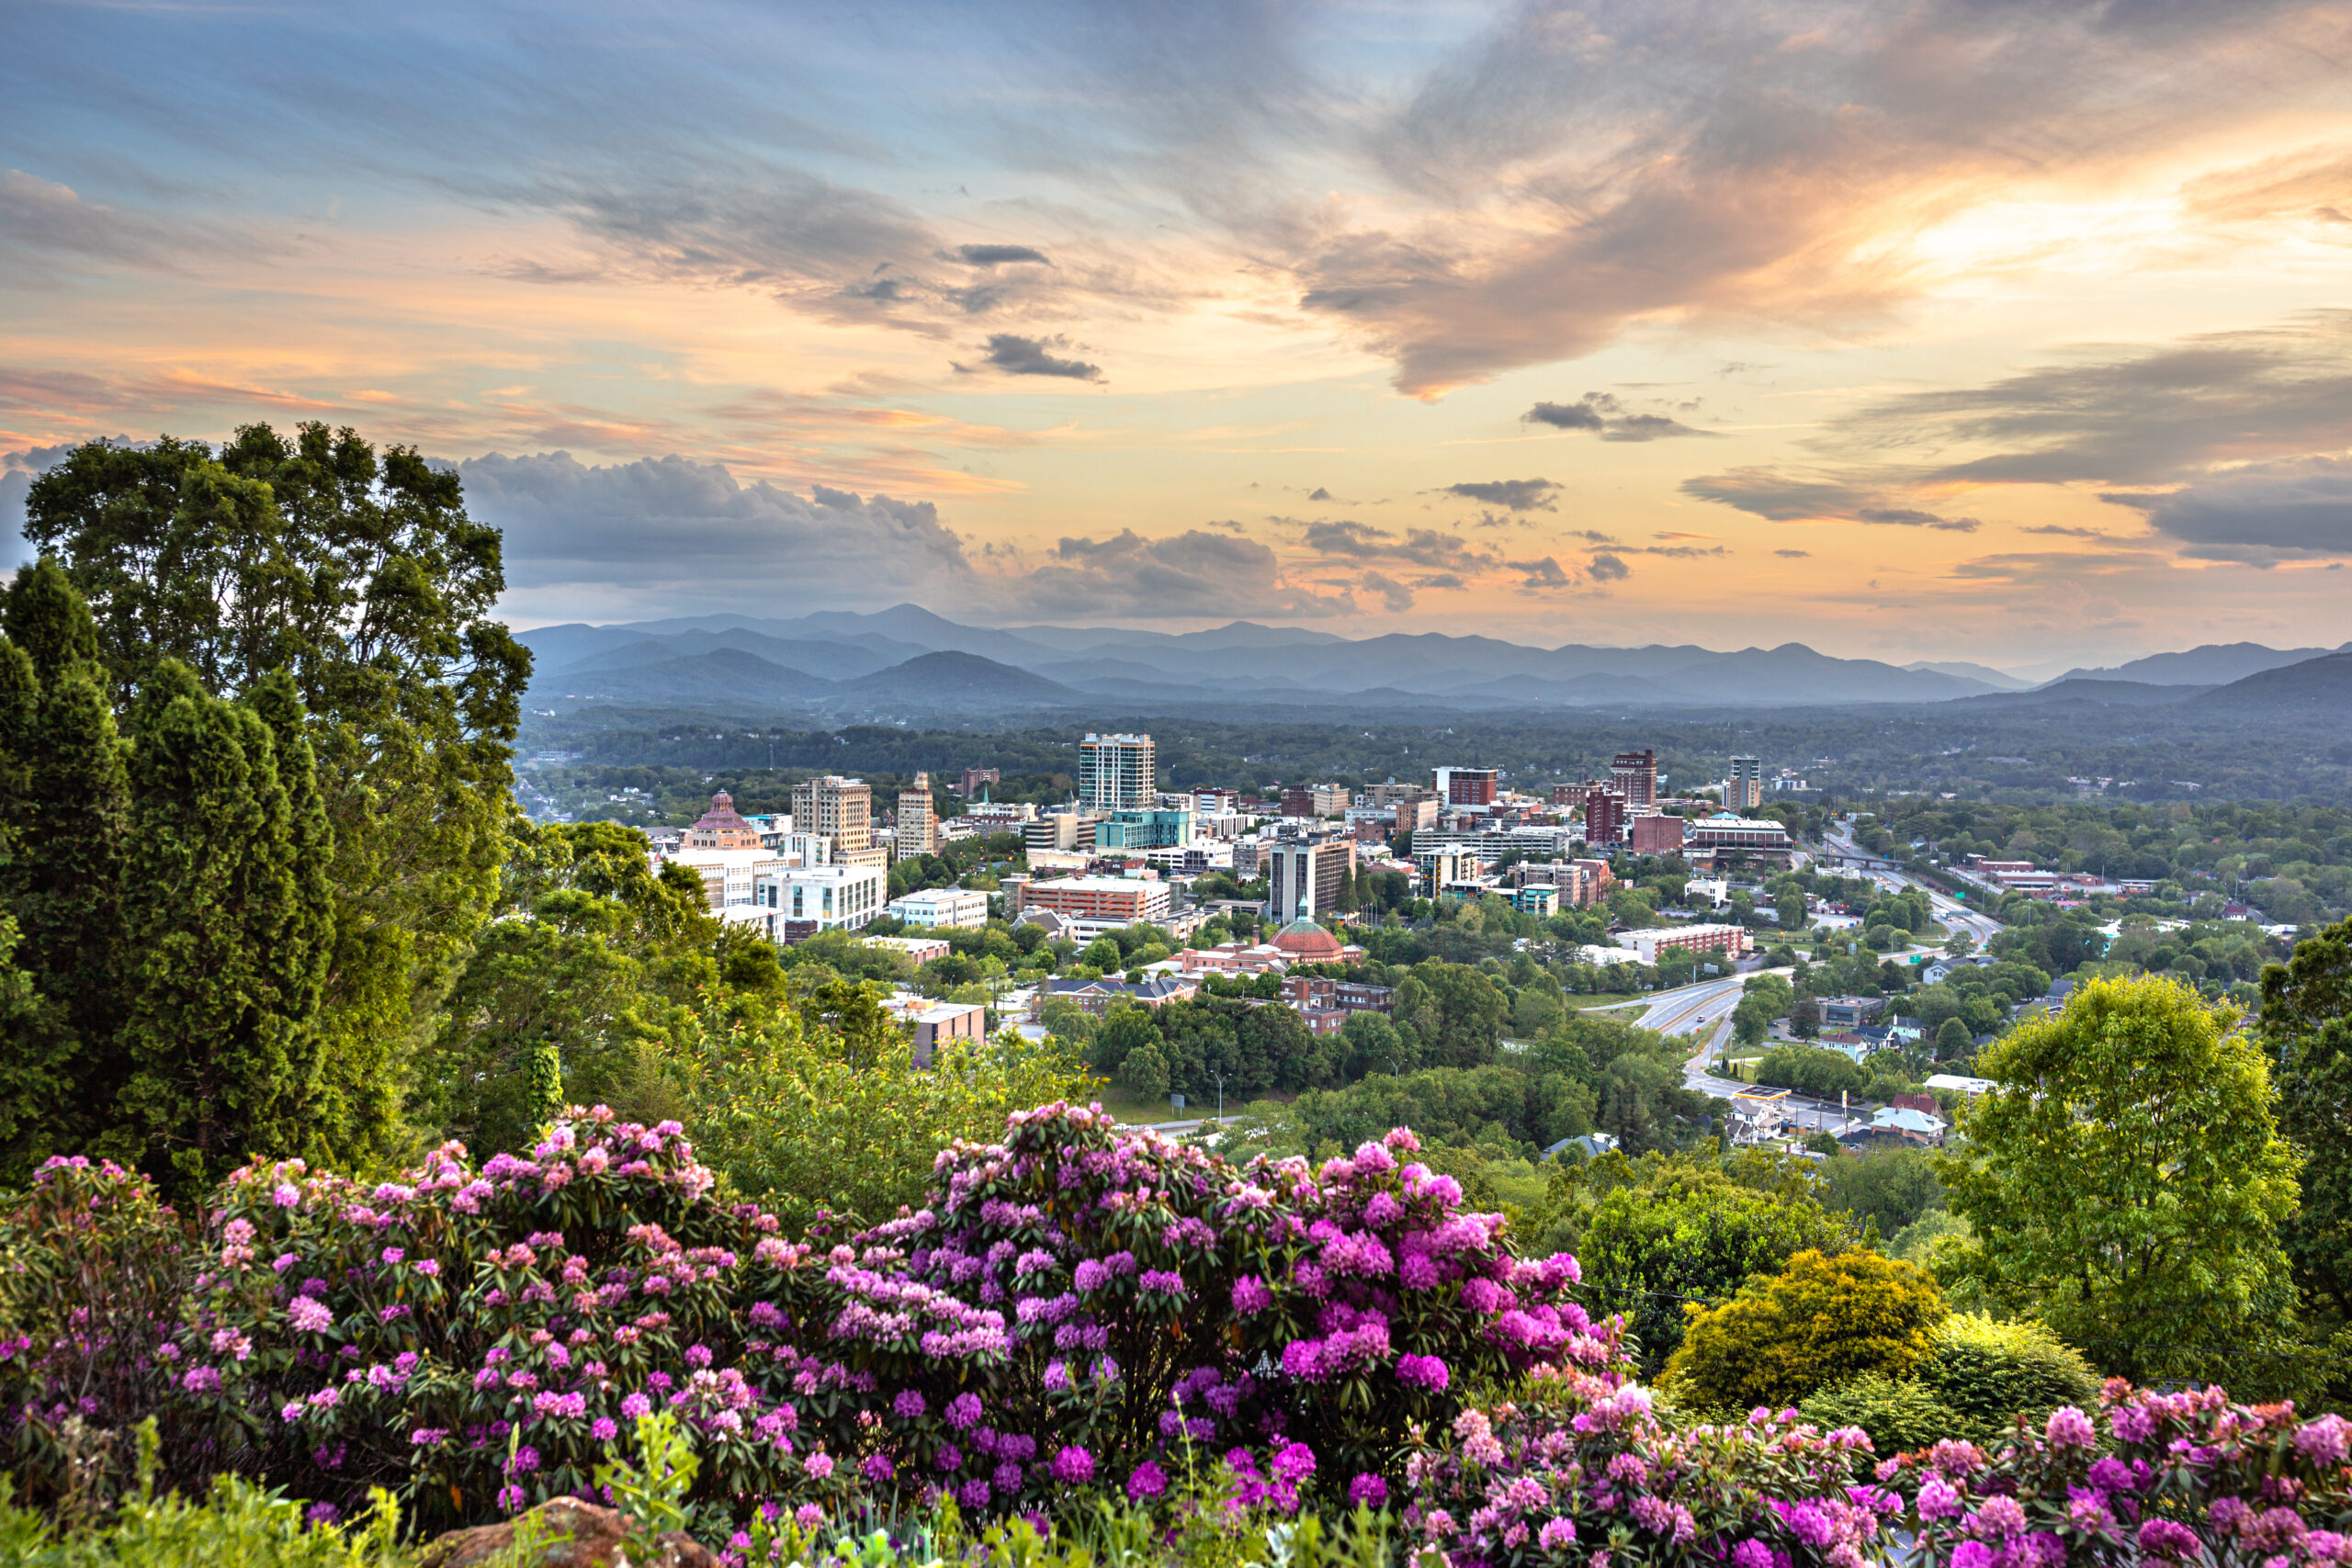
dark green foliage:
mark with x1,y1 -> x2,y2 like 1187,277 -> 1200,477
1819,1147 -> 1945,1236
0,564 -> 135,1182
1568,1151 -> 1857,1374
114,661 -> 334,1197
2261,915 -> 2352,1322
25,425 -> 534,1144
1756,1044 -> 1868,1099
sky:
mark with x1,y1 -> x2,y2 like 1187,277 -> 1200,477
4,0 -> 2350,670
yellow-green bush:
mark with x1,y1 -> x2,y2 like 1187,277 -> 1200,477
1665,1247 -> 1946,1413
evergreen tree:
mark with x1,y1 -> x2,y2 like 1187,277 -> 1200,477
112,661 -> 334,1196
0,564 -> 134,1181
25,424 -> 532,1155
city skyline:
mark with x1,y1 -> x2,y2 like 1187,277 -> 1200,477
5,0 -> 2350,666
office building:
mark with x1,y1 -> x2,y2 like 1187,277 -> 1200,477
1078,733 -> 1157,811
792,776 -> 884,867
743,863 -> 888,940
1023,809 -> 1101,857
895,773 -> 937,860
1682,811 -> 1796,867
958,766 -> 1001,796
887,887 -> 990,929
1269,838 -> 1356,923
1583,786 -> 1628,845
1726,755 -> 1763,811
1432,767 -> 1498,808
1093,807 -> 1193,851
1611,750 -> 1657,810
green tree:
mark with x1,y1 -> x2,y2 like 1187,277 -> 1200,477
1115,1042 -> 1170,1102
111,661 -> 334,1197
2258,916 -> 2352,1322
1939,976 -> 2301,1383
1934,1016 -> 1973,1059
1667,1248 -> 1946,1413
25,425 -> 533,1145
1820,1147 -> 1944,1236
1756,1044 -> 1868,1099
1791,995 -> 1821,1039
1090,1003 -> 1163,1077
1574,1153 -> 1856,1373
1777,890 -> 1808,929
0,566 -> 132,1180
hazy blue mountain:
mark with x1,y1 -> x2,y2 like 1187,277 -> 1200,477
2048,642 -> 2343,688
535,648 -> 837,710
2191,650 -> 2352,714
821,650 -> 1083,711
1905,660 -> 2034,690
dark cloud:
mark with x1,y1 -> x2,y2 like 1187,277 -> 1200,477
970,333 -> 1103,381
1774,548 -> 1812,558
1299,519 -> 1497,572
455,451 -> 980,615
1510,556 -> 1574,589
1682,468 -> 1981,529
1023,527 -> 1347,619
1359,570 -> 1417,612
1523,393 -> 1714,441
1414,572 -> 1465,590
1443,478 -> 1558,512
955,243 -> 1050,266
1523,399 -> 1604,431
1839,311 -> 2352,487
2106,457 -> 2352,562
1588,553 -> 1630,582
1307,486 -> 1334,501
1857,507 -> 1981,533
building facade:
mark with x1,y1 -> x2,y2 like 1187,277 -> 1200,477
1726,755 -> 1763,811
792,776 -> 885,867
1611,750 -> 1657,810
1268,838 -> 1356,924
1016,875 -> 1173,926
1682,811 -> 1795,867
743,862 -> 888,939
1621,923 -> 1751,964
1078,733 -> 1157,811
887,887 -> 990,929
1627,813 -> 1685,857
895,773 -> 937,860
1093,807 -> 1193,851
1433,767 -> 1498,807
1583,786 -> 1628,845
684,791 -> 764,850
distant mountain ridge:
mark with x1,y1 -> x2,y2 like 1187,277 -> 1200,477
2045,641 -> 2347,688
512,606 -> 2352,720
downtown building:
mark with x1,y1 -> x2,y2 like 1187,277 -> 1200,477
1079,733 -> 1157,811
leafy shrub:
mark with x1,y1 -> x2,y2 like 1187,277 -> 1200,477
1665,1248 -> 1946,1413
1913,1311 -> 2098,1434
1797,1371 -> 1969,1458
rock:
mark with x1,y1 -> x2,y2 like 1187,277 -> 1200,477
418,1495 -> 719,1568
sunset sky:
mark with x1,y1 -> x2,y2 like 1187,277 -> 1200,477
5,0 -> 2350,668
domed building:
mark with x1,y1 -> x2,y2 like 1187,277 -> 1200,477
684,790 -> 763,851
1270,917 -> 1363,965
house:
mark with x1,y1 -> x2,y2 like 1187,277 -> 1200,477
1817,996 -> 1884,1030
1870,1105 -> 1947,1144
1032,975 -> 1199,1018
1542,1133 -> 1622,1161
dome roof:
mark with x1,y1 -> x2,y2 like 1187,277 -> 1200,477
1271,917 -> 1344,959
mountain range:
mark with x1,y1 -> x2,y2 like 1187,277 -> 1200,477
514,607 -> 2352,722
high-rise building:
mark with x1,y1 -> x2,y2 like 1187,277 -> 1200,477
1268,838 -> 1356,924
958,766 -> 1001,796
896,772 -> 937,860
1726,755 -> 1763,811
1583,786 -> 1628,846
1432,767 -> 1498,807
1079,733 -> 1156,811
792,775 -> 882,867
1611,750 -> 1657,810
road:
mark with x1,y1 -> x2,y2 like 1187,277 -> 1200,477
1821,820 -> 2002,947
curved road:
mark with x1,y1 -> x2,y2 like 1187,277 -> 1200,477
1821,820 -> 2002,947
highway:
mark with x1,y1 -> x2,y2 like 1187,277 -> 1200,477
1820,820 -> 2002,947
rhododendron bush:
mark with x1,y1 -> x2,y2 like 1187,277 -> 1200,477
7,1102 -> 2352,1564
2,1102 -> 1603,1533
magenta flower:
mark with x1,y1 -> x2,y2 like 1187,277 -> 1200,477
1126,1461 -> 1168,1500
1050,1445 -> 1094,1484
1349,1472 -> 1388,1507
